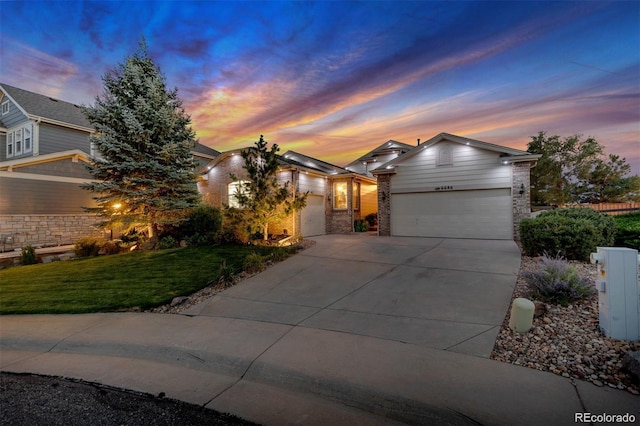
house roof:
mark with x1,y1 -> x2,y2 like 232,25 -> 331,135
281,150 -> 347,176
344,139 -> 414,169
372,132 -> 541,174
0,83 -> 93,131
192,143 -> 220,158
200,147 -> 374,183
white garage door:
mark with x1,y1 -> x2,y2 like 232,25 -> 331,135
301,195 -> 325,237
391,189 -> 512,239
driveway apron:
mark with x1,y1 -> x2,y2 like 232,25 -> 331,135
186,234 -> 521,357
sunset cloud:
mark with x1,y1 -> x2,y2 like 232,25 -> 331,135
1,1 -> 637,173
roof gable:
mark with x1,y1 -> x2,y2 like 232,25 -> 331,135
373,133 -> 540,174
344,139 -> 413,169
0,83 -> 92,130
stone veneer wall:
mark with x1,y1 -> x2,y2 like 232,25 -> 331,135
0,214 -> 104,251
512,162 -> 534,240
376,174 -> 391,236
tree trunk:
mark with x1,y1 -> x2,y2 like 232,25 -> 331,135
263,223 -> 268,241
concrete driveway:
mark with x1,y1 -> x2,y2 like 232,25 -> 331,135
4,234 -> 637,425
184,234 -> 520,358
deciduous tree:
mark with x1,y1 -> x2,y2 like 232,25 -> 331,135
527,132 -> 639,205
225,136 -> 307,241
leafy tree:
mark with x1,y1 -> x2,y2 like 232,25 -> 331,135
81,38 -> 201,241
225,135 -> 308,241
575,154 -> 640,203
527,132 -> 639,205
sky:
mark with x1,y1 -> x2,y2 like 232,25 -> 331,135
1,1 -> 639,174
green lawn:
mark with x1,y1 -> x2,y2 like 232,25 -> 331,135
0,245 -> 283,315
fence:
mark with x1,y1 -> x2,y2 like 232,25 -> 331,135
568,202 -> 640,216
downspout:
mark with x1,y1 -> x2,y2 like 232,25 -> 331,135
33,116 -> 42,156
292,170 -> 296,238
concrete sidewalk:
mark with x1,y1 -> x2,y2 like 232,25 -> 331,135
1,235 -> 638,425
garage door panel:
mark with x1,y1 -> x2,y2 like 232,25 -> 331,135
301,195 -> 325,237
391,189 -> 512,239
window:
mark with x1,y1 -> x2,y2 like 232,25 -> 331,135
352,182 -> 360,210
437,146 -> 453,166
23,124 -> 32,152
228,180 -> 250,208
5,122 -> 35,158
14,129 -> 22,155
1,101 -> 9,115
6,133 -> 13,157
333,181 -> 348,209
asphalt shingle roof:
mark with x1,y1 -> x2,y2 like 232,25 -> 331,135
1,83 -> 92,129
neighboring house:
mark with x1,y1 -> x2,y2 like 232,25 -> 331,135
198,149 -> 377,237
0,83 -> 103,250
0,83 -> 219,250
372,133 -> 541,240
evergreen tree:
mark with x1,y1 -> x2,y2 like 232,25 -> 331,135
226,135 -> 308,241
81,39 -> 201,240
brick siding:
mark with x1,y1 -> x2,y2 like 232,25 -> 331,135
512,161 -> 534,240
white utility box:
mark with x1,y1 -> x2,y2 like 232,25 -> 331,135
590,247 -> 640,341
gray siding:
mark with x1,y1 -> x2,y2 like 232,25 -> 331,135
1,98 -> 28,162
15,158 -> 92,179
391,142 -> 511,193
38,123 -> 91,155
1,97 -> 27,128
0,134 -> 5,162
0,177 -> 96,214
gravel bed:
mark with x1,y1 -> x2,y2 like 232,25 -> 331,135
491,256 -> 640,395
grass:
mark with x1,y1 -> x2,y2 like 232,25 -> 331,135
0,245 -> 285,315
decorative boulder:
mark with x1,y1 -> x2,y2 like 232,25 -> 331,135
622,351 -> 640,382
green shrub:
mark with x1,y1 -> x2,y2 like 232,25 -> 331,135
158,236 -> 178,250
614,212 -> 640,250
522,254 -> 595,306
74,238 -> 102,258
99,240 -> 122,255
520,208 -> 617,261
20,245 -> 38,265
270,247 -> 290,262
243,252 -> 265,273
354,220 -> 368,232
364,213 -> 377,227
180,205 -> 222,246
217,260 -> 236,287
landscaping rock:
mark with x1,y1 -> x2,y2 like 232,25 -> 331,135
491,256 -> 640,395
622,351 -> 640,382
170,296 -> 189,307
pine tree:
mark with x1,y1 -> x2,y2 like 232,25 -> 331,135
81,38 -> 201,240
226,135 -> 308,241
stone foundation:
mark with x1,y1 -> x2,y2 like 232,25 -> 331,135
0,214 -> 104,251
